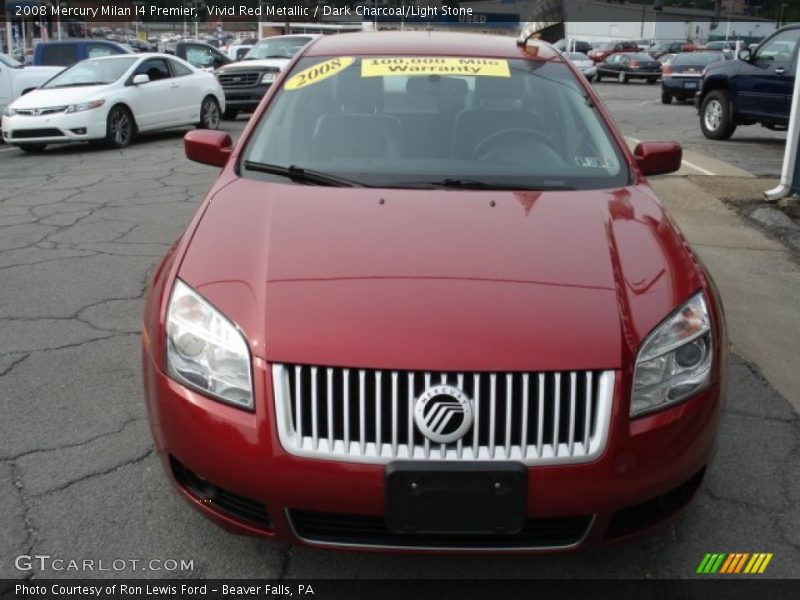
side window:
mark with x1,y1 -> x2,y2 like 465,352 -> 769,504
135,58 -> 171,82
169,59 -> 193,77
755,29 -> 800,63
185,45 -> 220,69
40,44 -> 78,67
87,44 -> 114,59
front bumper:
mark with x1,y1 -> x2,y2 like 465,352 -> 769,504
1,110 -> 106,144
143,346 -> 724,552
222,84 -> 270,112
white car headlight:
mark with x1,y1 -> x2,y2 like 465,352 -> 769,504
166,280 -> 253,409
631,292 -> 713,417
64,99 -> 105,114
3,106 -> 16,117
261,72 -> 277,84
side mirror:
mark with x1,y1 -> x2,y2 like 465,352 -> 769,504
634,141 -> 682,176
184,130 -> 232,168
737,49 -> 751,62
132,73 -> 149,85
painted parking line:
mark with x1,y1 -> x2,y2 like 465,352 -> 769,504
679,159 -> 715,176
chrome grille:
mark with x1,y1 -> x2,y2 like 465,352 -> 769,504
14,106 -> 66,117
218,71 -> 261,88
272,365 -> 614,465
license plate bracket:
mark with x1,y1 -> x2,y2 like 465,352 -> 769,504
386,461 -> 526,535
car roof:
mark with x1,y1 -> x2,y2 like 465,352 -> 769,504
303,31 -> 560,60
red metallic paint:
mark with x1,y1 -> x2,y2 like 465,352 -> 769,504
634,141 -> 683,177
184,130 -> 233,168
142,33 -> 728,551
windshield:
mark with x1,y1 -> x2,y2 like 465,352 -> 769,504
568,53 -> 590,61
245,37 -> 312,60
673,52 -> 724,65
242,56 -> 628,190
43,57 -> 137,88
0,53 -> 22,68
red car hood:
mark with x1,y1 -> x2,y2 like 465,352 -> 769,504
177,179 -> 701,372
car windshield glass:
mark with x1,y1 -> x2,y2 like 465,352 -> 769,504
673,52 -> 724,65
245,37 -> 311,60
242,56 -> 628,190
0,53 -> 22,68
568,53 -> 589,61
43,57 -> 137,88
629,54 -> 655,61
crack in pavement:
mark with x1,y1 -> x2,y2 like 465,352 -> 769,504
29,448 -> 155,498
1,417 -> 146,462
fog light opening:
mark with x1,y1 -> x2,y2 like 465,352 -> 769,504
70,128 -> 87,135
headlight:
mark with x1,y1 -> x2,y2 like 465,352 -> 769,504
165,280 -> 253,409
261,72 -> 276,84
631,292 -> 713,417
64,99 -> 105,114
3,106 -> 15,117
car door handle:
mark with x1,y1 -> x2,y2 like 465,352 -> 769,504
775,68 -> 786,75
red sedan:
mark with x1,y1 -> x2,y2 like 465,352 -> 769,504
142,32 -> 727,552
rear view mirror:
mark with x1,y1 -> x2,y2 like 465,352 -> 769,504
132,73 -> 149,85
184,130 -> 233,168
737,49 -> 751,62
634,141 -> 682,176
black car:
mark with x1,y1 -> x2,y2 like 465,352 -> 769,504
662,51 -> 727,104
695,24 -> 800,140
596,53 -> 661,83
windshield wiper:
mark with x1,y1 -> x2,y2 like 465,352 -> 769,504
242,161 -> 365,187
428,178 -> 575,191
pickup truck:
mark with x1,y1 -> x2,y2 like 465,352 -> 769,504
696,24 -> 800,140
213,34 -> 318,120
0,54 -> 62,119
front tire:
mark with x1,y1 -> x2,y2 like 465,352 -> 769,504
595,72 -> 602,82
105,105 -> 134,148
648,78 -> 658,84
18,143 -> 47,153
618,71 -> 628,84
661,91 -> 672,104
700,90 -> 736,140
197,96 -> 221,130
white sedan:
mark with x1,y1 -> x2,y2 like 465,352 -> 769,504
566,52 -> 598,82
1,53 -> 224,152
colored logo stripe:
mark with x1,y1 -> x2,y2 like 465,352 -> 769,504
697,553 -> 773,574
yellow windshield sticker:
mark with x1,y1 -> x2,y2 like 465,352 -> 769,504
362,57 -> 510,78
284,57 -> 355,90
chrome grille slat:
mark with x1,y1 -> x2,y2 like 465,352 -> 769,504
274,365 -> 614,466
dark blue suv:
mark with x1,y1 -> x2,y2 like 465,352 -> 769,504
696,24 -> 800,140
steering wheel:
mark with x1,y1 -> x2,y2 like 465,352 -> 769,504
472,128 -> 552,161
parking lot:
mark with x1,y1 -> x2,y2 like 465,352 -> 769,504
1,78 -> 799,579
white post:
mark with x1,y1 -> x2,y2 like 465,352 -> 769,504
764,56 -> 800,201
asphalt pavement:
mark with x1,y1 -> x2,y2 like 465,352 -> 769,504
0,84 -> 798,579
